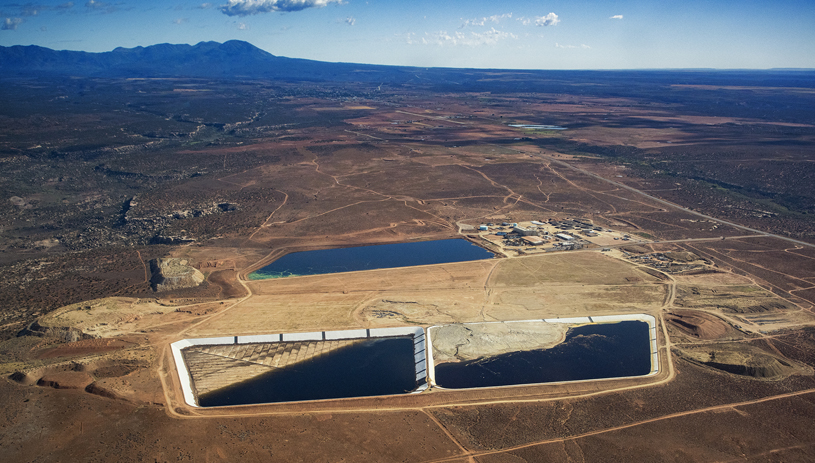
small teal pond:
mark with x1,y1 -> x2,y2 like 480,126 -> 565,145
249,239 -> 494,280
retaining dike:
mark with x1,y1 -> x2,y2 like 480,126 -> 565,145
170,314 -> 658,407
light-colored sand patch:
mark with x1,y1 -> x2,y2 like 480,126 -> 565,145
430,321 -> 567,364
38,297 -> 226,338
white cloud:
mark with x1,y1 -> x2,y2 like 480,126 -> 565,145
198,3 -> 213,8
417,28 -> 517,47
6,2 -> 74,17
610,15 -> 623,20
535,13 -> 559,27
2,17 -> 23,30
460,13 -> 511,28
461,17 -> 485,28
237,21 -> 247,29
555,43 -> 590,49
220,0 -> 343,16
84,0 -> 120,14
20,5 -> 40,16
173,17 -> 187,24
344,16 -> 355,26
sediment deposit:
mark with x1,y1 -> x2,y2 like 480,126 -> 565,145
430,321 -> 568,364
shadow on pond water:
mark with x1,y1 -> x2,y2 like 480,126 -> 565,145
199,337 -> 418,407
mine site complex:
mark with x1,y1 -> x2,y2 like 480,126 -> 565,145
1,41 -> 815,462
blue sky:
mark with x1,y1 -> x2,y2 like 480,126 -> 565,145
1,0 -> 814,69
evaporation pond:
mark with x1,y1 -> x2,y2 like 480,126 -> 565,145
508,124 -> 567,130
433,321 -> 652,389
249,238 -> 494,279
198,337 -> 417,406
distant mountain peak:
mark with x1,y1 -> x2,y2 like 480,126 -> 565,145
0,40 -> 300,79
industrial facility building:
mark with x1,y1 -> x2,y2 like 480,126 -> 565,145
513,226 -> 540,236
522,236 -> 545,246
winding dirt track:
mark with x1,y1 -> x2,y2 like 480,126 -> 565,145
421,388 -> 815,463
538,154 -> 815,249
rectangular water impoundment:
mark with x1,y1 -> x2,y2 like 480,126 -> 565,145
171,327 -> 427,407
248,238 -> 494,280
508,124 -> 568,130
426,315 -> 659,390
169,315 -> 659,407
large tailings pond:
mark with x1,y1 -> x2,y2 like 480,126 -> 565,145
171,327 -> 427,407
428,317 -> 657,390
249,238 -> 494,280
198,337 -> 417,406
170,317 -> 657,407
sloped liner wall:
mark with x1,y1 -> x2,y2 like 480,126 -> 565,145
171,326 -> 426,407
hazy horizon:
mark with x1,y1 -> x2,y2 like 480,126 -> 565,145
5,38 -> 815,73
1,0 -> 814,71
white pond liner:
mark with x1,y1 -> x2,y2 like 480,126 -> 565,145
171,326 -> 426,407
170,314 -> 658,406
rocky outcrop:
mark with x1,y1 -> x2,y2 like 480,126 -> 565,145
150,258 -> 205,292
17,320 -> 94,342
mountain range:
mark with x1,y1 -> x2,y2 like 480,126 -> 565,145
2,40 -> 814,90
0,40 -> 411,82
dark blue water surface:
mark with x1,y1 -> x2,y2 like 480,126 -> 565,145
434,321 -> 652,389
249,238 -> 494,279
198,337 -> 417,407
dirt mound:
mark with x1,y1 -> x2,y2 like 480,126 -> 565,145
36,338 -> 135,359
10,357 -> 148,392
640,267 -> 669,280
677,343 -> 813,381
8,369 -> 44,386
725,301 -> 790,314
705,360 -> 789,379
17,320 -> 93,343
92,362 -> 142,378
207,269 -> 246,298
84,381 -> 125,400
666,310 -> 733,340
664,251 -> 701,263
676,268 -> 722,276
622,245 -> 650,254
37,371 -> 93,390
